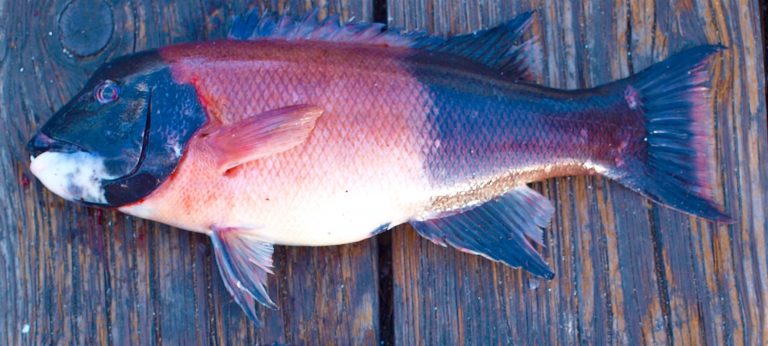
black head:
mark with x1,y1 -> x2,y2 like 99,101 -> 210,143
28,50 -> 207,207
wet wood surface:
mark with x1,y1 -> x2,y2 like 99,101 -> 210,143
0,0 -> 765,345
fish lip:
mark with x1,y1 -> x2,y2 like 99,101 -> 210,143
79,199 -> 111,207
27,132 -> 88,159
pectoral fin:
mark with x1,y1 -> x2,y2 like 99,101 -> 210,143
410,185 -> 555,279
205,105 -> 324,173
211,226 -> 277,326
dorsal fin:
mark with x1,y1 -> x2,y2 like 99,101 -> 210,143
411,12 -> 537,80
228,9 -> 413,47
228,9 -> 538,81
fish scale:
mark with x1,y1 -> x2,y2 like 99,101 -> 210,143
138,41 -> 435,240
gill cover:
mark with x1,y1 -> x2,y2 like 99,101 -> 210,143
32,50 -> 207,207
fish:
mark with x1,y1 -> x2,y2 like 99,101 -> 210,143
27,10 -> 731,325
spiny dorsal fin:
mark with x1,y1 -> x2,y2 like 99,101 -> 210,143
228,9 -> 538,81
228,9 -> 413,47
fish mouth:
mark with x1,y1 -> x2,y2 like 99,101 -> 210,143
27,130 -> 108,206
27,93 -> 153,207
27,132 -> 87,159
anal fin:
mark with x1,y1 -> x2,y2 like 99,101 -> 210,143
410,185 -> 555,279
211,227 -> 277,326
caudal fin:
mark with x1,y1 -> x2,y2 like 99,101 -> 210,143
609,45 -> 732,222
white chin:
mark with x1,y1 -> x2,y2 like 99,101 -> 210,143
29,151 -> 116,204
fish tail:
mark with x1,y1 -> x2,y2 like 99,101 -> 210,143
607,44 -> 732,222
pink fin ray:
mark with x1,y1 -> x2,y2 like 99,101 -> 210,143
211,227 -> 276,326
205,104 -> 323,173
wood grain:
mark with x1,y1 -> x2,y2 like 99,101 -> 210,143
0,1 -> 378,345
387,0 -> 767,344
0,0 -> 765,345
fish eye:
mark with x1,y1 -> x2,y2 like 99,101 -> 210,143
94,80 -> 120,104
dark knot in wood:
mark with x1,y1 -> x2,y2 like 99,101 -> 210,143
58,0 -> 113,57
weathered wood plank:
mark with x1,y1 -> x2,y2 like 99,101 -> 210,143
1,0 -> 766,344
0,1 -> 379,345
388,0 -> 767,344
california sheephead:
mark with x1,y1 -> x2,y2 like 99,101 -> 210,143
28,10 -> 730,325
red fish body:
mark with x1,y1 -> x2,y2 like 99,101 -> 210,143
123,40 -> 435,245
124,39 -> 641,242
28,11 -> 729,324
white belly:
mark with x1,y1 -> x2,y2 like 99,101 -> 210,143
247,186 -> 426,246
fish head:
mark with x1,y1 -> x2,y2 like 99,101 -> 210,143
28,50 -> 207,207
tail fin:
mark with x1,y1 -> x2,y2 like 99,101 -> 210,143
609,45 -> 732,222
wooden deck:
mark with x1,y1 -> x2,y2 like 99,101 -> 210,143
1,0 -> 766,344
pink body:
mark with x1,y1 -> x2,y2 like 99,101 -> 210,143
121,40 -> 440,245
